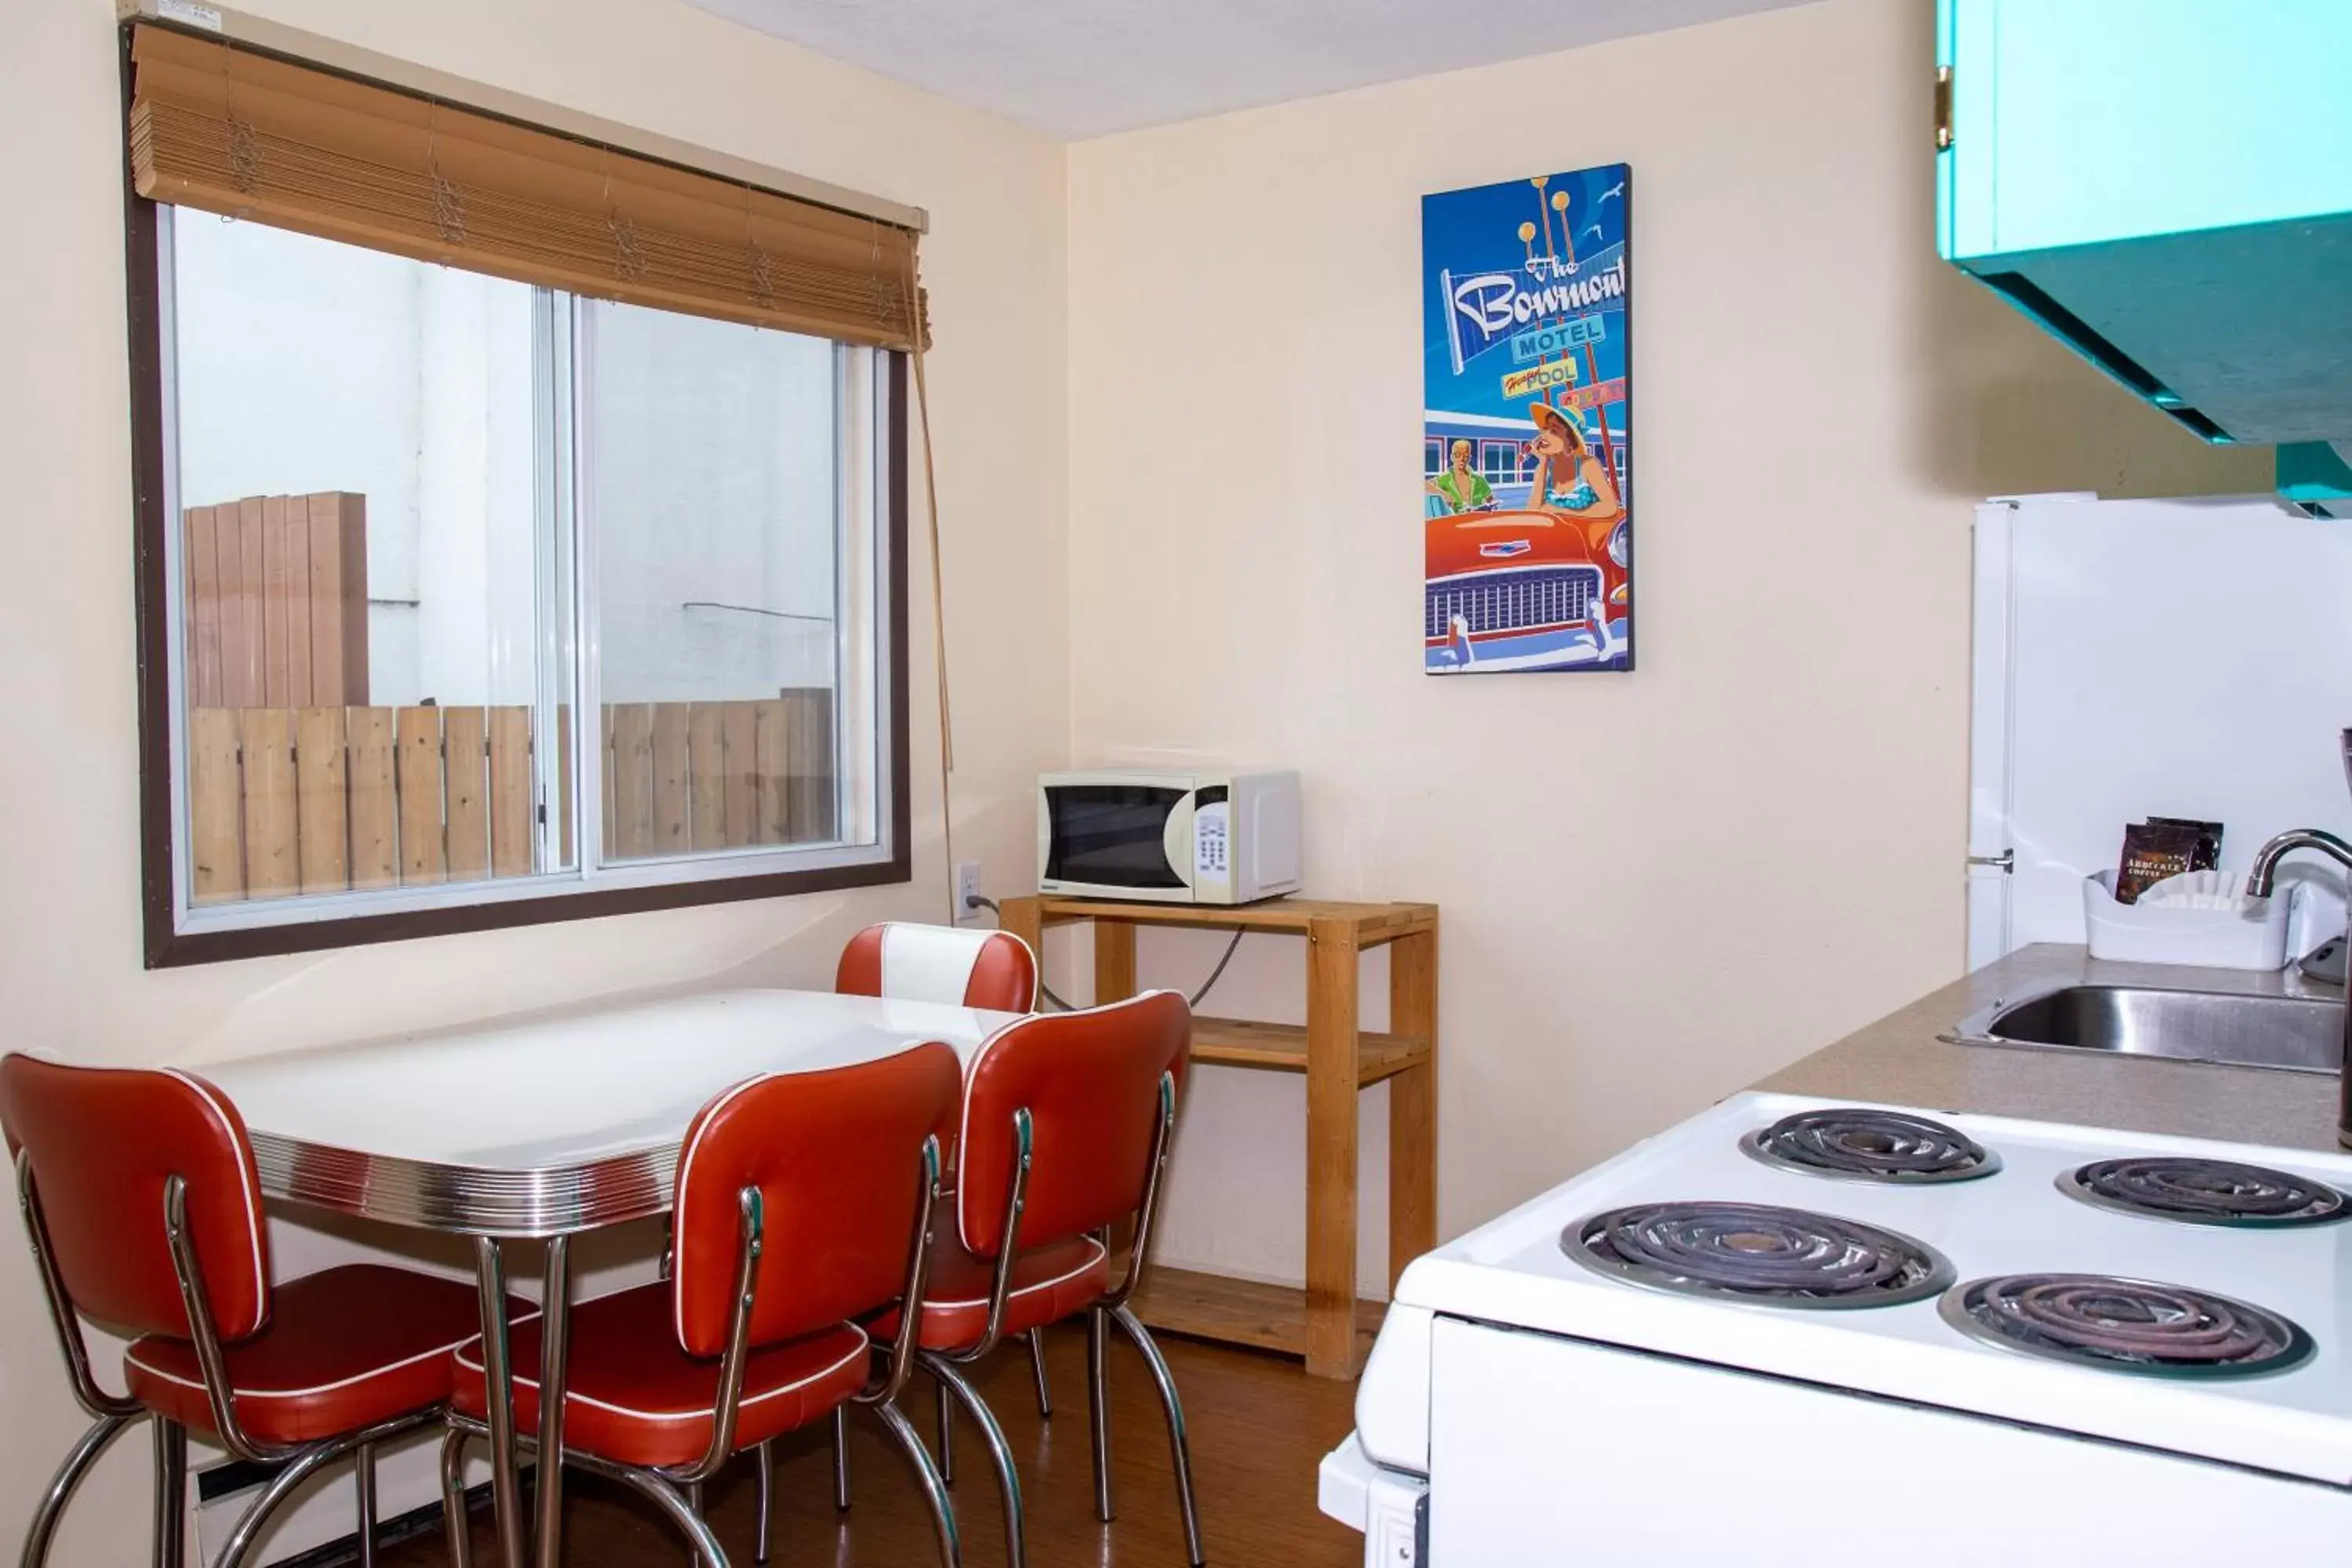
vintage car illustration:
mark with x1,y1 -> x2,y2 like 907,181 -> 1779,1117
1424,506 -> 1629,673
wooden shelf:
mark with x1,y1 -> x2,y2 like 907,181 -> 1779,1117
1192,1017 -> 1429,1086
1033,895 -> 1436,948
1131,1265 -> 1386,1361
999,892 -> 1436,1378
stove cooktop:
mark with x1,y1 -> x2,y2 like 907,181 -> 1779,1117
1388,1093 -> 2352,1485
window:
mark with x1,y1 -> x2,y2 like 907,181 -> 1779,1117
1423,437 -> 1444,477
1480,441 -> 1519,485
139,211 -> 904,963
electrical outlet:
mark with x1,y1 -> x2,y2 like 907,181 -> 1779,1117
954,861 -> 984,926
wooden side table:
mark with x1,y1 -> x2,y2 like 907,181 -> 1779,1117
996,895 -> 1439,1379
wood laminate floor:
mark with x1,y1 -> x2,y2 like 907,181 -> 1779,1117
383,1323 -> 1365,1567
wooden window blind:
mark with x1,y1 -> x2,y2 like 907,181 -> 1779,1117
128,23 -> 928,350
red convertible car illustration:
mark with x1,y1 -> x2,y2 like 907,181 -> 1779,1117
1424,508 -> 1629,672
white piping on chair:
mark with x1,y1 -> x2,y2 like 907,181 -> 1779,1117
125,1308 -> 541,1403
162,1069 -> 270,1323
453,1323 -> 869,1425
952,990 -> 1178,1256
666,1074 -> 770,1349
919,1237 -> 1107,1313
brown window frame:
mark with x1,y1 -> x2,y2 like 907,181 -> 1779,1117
122,38 -> 912,970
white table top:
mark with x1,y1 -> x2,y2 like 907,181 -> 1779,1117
198,988 -> 1019,1237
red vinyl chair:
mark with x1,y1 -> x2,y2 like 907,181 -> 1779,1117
834,921 -> 1039,1014
443,1040 -> 965,1568
891,989 -> 1201,1568
824,920 -> 1048,1521
1,1056 -> 492,1568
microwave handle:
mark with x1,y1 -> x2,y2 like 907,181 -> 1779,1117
1161,791 -> 1198,892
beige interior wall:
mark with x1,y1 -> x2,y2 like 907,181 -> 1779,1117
1063,0 -> 2270,1292
0,0 -> 2288,1552
0,0 -> 1066,1556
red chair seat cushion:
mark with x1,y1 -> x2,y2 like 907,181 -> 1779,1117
451,1283 -> 869,1470
873,1232 -> 1109,1351
125,1264 -> 486,1446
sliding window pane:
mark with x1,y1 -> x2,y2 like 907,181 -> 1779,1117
169,214 -> 564,906
580,300 -> 856,861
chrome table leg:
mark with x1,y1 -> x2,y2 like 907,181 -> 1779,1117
24,1413 -> 136,1568
354,1440 -> 378,1568
533,1236 -> 572,1568
152,1417 -> 187,1568
1112,1305 -> 1203,1566
1087,1305 -> 1113,1523
831,1409 -> 851,1512
472,1237 -> 529,1568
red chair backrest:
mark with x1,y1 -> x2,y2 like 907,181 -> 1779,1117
0,1057 -> 271,1342
956,990 -> 1191,1259
835,923 -> 1037,1013
671,1040 -> 962,1357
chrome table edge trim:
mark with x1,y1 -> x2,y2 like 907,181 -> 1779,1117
249,1132 -> 675,1236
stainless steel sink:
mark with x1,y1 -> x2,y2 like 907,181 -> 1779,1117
1945,984 -> 2347,1074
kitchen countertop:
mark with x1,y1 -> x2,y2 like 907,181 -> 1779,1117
1758,943 -> 2347,1153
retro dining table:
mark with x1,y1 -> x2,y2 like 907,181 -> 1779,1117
198,987 -> 1023,1568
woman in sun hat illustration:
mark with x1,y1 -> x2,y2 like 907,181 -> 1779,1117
1526,397 -> 1624,530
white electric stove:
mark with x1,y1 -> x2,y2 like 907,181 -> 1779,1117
1320,1091 -> 2352,1566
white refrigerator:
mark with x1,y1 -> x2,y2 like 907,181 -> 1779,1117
1967,492 -> 2352,969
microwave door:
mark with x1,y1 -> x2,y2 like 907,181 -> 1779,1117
1045,784 -> 1191,892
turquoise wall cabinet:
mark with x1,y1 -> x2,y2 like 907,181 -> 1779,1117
1937,0 -> 2352,446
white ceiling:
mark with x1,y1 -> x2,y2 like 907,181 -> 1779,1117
685,0 -> 1813,140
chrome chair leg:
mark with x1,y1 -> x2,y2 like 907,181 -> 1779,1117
753,1442 -> 774,1565
830,1408 -> 851,1512
565,1453 -> 730,1568
683,1479 -> 708,1568
151,1417 -> 187,1568
1086,1305 -> 1113,1523
1025,1329 -> 1053,1417
934,1374 -> 956,1484
21,1411 -> 137,1568
355,1441 -> 379,1568
869,1400 -> 960,1568
216,1443 -> 344,1568
924,1358 -> 1025,1568
216,1415 -> 436,1568
1111,1305 -> 1203,1566
439,1428 -> 474,1568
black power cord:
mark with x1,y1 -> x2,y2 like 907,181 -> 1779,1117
970,895 -> 1246,1011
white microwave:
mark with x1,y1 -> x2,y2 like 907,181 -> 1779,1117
1038,770 -> 1303,905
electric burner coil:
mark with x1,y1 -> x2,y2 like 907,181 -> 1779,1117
2058,1156 -> 2349,1229
1940,1273 -> 2314,1378
1743,1108 -> 1999,1185
1563,1201 -> 1955,1309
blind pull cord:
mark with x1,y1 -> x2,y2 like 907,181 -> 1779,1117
907,250 -> 957,925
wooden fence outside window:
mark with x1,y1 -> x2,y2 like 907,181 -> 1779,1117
189,695 -> 835,906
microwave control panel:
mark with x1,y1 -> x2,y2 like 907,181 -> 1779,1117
1194,789 -> 1230,884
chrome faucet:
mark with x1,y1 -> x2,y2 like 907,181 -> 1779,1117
2245,829 -> 2352,898
2245,826 -> 2352,1148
